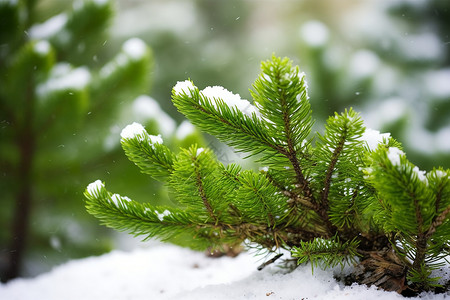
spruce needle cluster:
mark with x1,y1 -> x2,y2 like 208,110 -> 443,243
84,56 -> 450,295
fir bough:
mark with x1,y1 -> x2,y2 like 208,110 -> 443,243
84,56 -> 450,295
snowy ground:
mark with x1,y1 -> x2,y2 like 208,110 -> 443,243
1,243 -> 448,300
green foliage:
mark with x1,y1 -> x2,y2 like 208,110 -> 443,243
85,56 -> 450,294
292,236 -> 360,272
1,0 -> 191,281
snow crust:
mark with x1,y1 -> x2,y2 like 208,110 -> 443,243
1,244 -> 446,300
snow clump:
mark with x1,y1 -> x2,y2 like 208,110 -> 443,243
111,194 -> 131,207
201,85 -> 259,117
120,122 -> 163,146
196,147 -> 205,156
173,80 -> 196,95
120,122 -> 147,140
359,128 -> 391,151
387,147 -> 404,166
155,209 -> 171,221
86,180 -> 104,197
413,166 -> 427,183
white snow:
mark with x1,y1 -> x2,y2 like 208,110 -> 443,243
436,126 -> 450,152
413,166 -> 427,183
111,194 -> 131,207
359,128 -> 391,151
196,147 -> 205,156
120,122 -> 163,146
120,122 -> 147,140
93,0 -> 109,6
122,38 -> 147,61
173,80 -> 196,95
86,180 -> 104,196
100,39 -> 147,78
425,68 -> 450,99
37,64 -> 91,97
29,13 -> 67,40
299,20 -> 329,47
33,40 -> 51,55
149,134 -> 163,145
349,50 -> 380,78
175,120 -> 195,140
401,32 -> 442,62
1,0 -> 18,6
132,95 -> 176,137
201,85 -> 259,117
155,210 -> 171,221
387,147 -> 404,166
361,98 -> 408,129
1,243 -> 446,300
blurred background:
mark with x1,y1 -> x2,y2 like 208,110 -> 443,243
1,0 -> 449,282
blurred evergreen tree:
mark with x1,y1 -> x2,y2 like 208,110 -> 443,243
0,0 -> 203,281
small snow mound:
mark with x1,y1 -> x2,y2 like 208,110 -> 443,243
201,85 -> 259,117
387,147 -> 404,166
173,80 -> 195,95
196,147 -> 205,156
148,134 -> 163,145
359,128 -> 391,151
120,122 -> 146,140
86,180 -> 104,196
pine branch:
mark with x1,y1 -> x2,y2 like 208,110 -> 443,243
292,236 -> 360,272
172,85 -> 282,161
192,148 -> 217,223
427,204 -> 450,239
120,123 -> 174,181
84,55 -> 450,293
251,56 -> 314,197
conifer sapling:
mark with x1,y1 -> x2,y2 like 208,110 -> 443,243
84,56 -> 450,295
